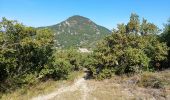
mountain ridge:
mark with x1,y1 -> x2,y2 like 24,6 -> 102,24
38,15 -> 111,48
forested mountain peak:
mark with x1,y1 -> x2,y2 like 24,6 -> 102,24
39,15 -> 111,48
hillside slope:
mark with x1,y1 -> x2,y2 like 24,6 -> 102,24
39,15 -> 111,48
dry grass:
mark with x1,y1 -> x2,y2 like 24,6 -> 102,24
1,80 -> 65,100
1,70 -> 170,100
49,90 -> 82,100
85,70 -> 170,100
138,70 -> 170,89
1,71 -> 83,100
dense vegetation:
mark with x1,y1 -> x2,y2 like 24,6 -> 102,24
160,19 -> 170,68
0,18 -> 55,92
0,13 -> 170,95
0,18 -> 86,93
39,15 -> 111,48
45,49 -> 87,80
86,14 -> 169,79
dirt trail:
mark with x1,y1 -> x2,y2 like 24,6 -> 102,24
31,72 -> 170,100
31,74 -> 89,100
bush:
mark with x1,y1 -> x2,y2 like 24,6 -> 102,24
37,49 -> 88,80
0,18 -> 54,92
96,68 -> 113,80
87,14 -> 168,79
55,49 -> 87,71
160,19 -> 170,68
116,47 -> 150,74
40,59 -> 72,80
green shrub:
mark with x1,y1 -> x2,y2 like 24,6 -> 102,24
55,49 -> 87,71
116,47 -> 150,74
0,18 -> 54,92
96,68 -> 114,80
38,49 -> 88,80
87,14 -> 168,79
39,58 -> 72,80
51,58 -> 72,79
66,49 -> 84,71
160,19 -> 170,68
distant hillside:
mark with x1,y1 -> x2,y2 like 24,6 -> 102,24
38,15 -> 111,48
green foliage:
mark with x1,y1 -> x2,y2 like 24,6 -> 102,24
0,14 -> 169,93
87,14 -> 168,79
50,58 -> 72,80
36,48 -> 88,80
39,48 -> 90,81
39,49 -> 87,80
54,49 -> 87,71
127,13 -> 140,33
117,47 -> 150,74
141,19 -> 158,35
0,18 -> 54,92
38,15 -> 111,48
65,49 -> 84,70
160,19 -> 170,67
161,19 -> 170,47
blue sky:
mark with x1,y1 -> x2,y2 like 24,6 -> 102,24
0,0 -> 170,29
